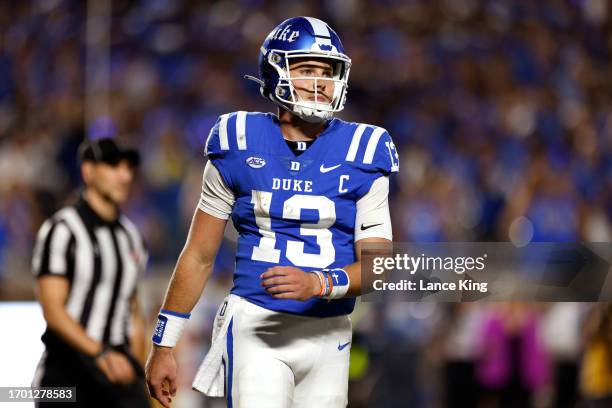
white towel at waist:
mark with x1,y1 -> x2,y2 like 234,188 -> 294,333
192,294 -> 242,397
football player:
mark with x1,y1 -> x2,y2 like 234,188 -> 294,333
146,16 -> 399,408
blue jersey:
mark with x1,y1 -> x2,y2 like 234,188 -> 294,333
205,111 -> 399,317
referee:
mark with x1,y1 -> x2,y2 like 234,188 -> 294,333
31,138 -> 150,408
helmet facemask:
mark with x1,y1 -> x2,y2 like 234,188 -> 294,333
267,50 -> 351,123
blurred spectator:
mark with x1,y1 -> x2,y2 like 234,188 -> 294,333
441,304 -> 483,408
542,303 -> 586,408
475,302 -> 551,408
580,303 -> 612,407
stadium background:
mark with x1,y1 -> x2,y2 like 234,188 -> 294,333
0,0 -> 611,407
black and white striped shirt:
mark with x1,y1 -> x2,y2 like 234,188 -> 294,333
32,197 -> 147,346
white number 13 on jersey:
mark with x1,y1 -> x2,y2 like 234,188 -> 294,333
250,190 -> 335,268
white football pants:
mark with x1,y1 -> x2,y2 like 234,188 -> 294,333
220,296 -> 352,408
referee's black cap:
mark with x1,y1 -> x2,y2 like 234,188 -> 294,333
78,138 -> 140,167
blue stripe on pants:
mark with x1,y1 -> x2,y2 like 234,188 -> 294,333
227,318 -> 234,408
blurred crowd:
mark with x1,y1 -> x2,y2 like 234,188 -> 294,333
1,0 -> 611,407
345,302 -> 612,408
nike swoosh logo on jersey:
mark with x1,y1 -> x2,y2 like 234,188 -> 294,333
320,163 -> 341,173
338,341 -> 351,351
361,223 -> 383,231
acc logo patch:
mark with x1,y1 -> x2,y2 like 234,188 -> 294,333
246,156 -> 266,169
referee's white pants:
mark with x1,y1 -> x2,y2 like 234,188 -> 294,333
222,297 -> 352,408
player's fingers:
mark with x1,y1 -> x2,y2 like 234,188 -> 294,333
157,391 -> 172,408
168,375 -> 178,397
145,379 -> 155,397
148,379 -> 171,408
162,388 -> 173,407
265,284 -> 295,294
272,292 -> 301,299
260,277 -> 277,286
261,276 -> 294,287
276,285 -> 315,300
260,268 -> 287,279
148,381 -> 161,399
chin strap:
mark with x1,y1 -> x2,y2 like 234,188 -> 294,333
243,75 -> 265,87
293,102 -> 333,123
244,74 -> 331,123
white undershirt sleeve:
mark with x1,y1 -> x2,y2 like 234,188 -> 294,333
198,161 -> 235,220
354,176 -> 393,241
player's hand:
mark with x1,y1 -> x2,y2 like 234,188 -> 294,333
95,349 -> 135,385
145,346 -> 177,408
261,266 -> 321,301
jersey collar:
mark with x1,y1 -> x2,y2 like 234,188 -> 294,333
75,195 -> 121,227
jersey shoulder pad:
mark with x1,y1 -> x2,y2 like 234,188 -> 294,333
340,121 -> 399,174
204,111 -> 269,157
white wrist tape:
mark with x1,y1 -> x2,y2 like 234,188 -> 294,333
152,309 -> 190,347
319,268 -> 350,299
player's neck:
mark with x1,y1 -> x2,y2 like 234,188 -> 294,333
83,188 -> 119,222
278,109 -> 327,142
